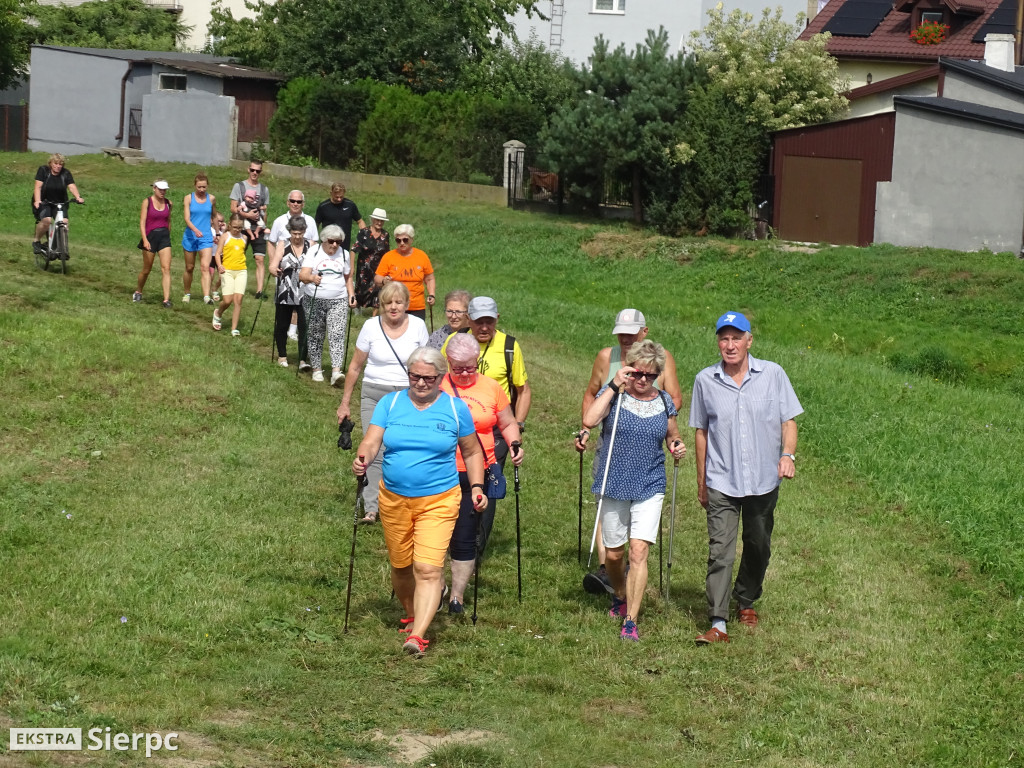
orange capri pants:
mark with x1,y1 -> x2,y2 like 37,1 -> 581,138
377,482 -> 462,568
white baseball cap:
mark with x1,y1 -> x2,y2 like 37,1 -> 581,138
612,308 -> 646,334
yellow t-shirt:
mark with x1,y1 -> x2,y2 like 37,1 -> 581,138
221,234 -> 248,271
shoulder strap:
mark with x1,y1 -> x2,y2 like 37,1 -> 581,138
447,375 -> 484,453
378,318 -> 407,373
387,390 -> 402,414
504,333 -> 518,415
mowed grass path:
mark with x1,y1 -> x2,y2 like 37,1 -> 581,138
0,154 -> 1021,767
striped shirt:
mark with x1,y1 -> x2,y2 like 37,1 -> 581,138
689,354 -> 802,498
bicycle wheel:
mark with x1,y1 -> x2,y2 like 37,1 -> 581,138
54,226 -> 69,273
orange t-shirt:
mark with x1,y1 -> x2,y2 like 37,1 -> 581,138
440,373 -> 510,471
375,247 -> 433,310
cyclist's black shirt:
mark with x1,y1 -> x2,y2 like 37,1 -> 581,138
35,166 -> 74,203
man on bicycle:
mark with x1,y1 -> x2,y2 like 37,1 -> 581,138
32,153 -> 83,254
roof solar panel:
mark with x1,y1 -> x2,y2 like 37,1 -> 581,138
973,0 -> 1016,42
824,0 -> 893,37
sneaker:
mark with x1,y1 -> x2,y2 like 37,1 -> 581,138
212,291 -> 221,301
287,328 -> 299,341
278,359 -> 289,368
620,620 -> 640,642
298,360 -> 312,373
402,634 -> 429,658
32,241 -> 43,254
254,290 -> 264,299
132,292 -> 142,303
311,370 -> 324,382
330,370 -> 345,387
398,616 -> 415,634
231,329 -> 241,337
583,565 -> 615,596
162,300 -> 172,308
182,293 -> 191,304
438,584 -> 450,611
212,310 -> 222,331
203,295 -> 213,305
448,599 -> 464,615
609,596 -> 627,618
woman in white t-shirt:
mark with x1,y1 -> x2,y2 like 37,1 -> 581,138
337,280 -> 429,522
299,225 -> 355,385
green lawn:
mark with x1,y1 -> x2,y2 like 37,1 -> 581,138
1,152 -> 1022,767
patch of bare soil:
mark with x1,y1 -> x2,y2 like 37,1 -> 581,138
779,243 -> 821,254
373,728 -> 496,764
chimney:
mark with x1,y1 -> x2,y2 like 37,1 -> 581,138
985,33 -> 1016,72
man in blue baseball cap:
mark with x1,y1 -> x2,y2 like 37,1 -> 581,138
688,311 -> 802,644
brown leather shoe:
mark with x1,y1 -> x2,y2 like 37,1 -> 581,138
738,607 -> 758,627
695,627 -> 729,645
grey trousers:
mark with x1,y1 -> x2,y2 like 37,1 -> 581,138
359,381 -> 406,517
704,486 -> 779,621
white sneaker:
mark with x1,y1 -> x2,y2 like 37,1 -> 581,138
311,370 -> 324,382
331,370 -> 345,387
231,329 -> 241,337
212,291 -> 221,301
212,310 -> 222,330
182,293 -> 191,304
203,295 -> 213,305
287,327 -> 299,341
298,360 -> 312,373
278,359 -> 289,368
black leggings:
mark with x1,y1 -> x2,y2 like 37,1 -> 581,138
274,303 -> 306,359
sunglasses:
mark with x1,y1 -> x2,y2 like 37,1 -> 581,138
248,168 -> 262,174
408,373 -> 438,384
325,238 -> 343,245
628,371 -> 659,382
449,365 -> 477,374
395,237 -> 411,244
288,199 -> 303,204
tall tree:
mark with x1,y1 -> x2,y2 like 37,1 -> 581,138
0,0 -> 29,89
207,0 -> 542,91
541,28 -> 700,223
689,5 -> 848,131
23,0 -> 190,51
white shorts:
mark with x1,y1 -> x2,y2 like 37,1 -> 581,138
599,493 -> 664,548
221,269 -> 247,296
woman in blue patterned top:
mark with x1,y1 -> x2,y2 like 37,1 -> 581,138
582,340 -> 686,642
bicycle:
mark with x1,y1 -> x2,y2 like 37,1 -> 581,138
36,199 -> 83,274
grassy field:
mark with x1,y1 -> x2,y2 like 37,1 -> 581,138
1,152 -> 1022,767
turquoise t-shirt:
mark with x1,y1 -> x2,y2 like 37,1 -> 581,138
371,390 -> 475,497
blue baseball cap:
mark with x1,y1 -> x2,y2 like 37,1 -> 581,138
715,311 -> 751,333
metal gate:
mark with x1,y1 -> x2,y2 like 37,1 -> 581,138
507,149 -> 564,214
128,107 -> 142,150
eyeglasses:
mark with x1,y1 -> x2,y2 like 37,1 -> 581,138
395,237 -> 411,244
408,373 -> 438,384
445,309 -> 467,317
288,199 -> 303,204
628,370 -> 660,382
248,168 -> 262,174
325,238 -> 343,245
449,365 -> 477,374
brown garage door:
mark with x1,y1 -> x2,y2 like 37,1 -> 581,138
778,156 -> 861,245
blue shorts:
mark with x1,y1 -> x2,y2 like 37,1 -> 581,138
182,230 -> 214,252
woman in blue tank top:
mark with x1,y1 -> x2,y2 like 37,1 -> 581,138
181,173 -> 217,305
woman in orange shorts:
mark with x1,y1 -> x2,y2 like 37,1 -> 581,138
353,347 -> 486,657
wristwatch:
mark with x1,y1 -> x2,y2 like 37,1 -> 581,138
781,453 -> 796,461
517,421 -> 526,434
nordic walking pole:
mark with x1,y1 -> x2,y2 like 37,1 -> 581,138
577,447 -> 584,564
512,441 -> 523,603
659,507 -> 663,594
472,512 -> 482,626
342,297 -> 353,371
248,288 -> 265,336
344,456 -> 368,634
665,456 -> 680,601
297,274 -> 320,378
428,301 -> 434,333
588,386 -> 625,567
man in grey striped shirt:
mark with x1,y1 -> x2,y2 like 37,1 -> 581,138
689,311 -> 802,645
